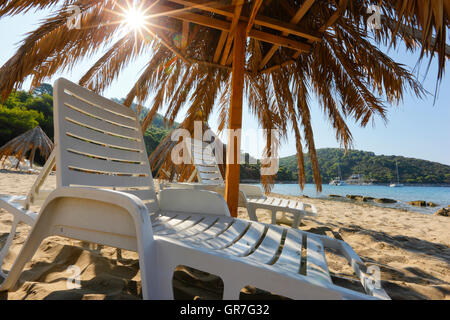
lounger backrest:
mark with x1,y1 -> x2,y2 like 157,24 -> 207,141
53,78 -> 158,212
184,137 -> 224,186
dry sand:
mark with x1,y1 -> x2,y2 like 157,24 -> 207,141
0,171 -> 449,300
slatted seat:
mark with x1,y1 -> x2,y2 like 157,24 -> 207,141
0,78 -> 389,300
274,229 -> 303,273
150,212 -> 388,298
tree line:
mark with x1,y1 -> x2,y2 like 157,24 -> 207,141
241,148 -> 450,185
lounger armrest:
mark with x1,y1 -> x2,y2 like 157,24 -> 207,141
42,187 -> 152,221
158,189 -> 231,217
238,184 -> 264,198
339,241 -> 391,300
161,182 -> 217,192
0,187 -> 155,293
0,195 -> 38,225
40,187 -> 155,251
313,234 -> 391,300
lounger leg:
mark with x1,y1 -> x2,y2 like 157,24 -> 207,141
271,210 -> 277,225
135,232 -> 162,300
147,266 -> 175,300
247,205 -> 258,222
223,283 -> 242,300
0,217 -> 19,278
147,273 -> 173,299
0,222 -> 49,291
292,214 -> 302,229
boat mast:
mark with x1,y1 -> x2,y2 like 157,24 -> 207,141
396,161 -> 400,184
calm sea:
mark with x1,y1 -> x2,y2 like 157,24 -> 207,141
265,184 -> 450,215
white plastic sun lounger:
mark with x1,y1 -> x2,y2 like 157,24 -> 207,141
0,78 -> 389,300
4,157 -> 19,170
163,137 -> 317,228
0,151 -> 56,278
2,156 -> 40,174
3,156 -> 39,173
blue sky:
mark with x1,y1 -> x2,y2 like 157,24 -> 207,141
1,9 -> 449,165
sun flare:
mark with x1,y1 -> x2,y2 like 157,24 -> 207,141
124,7 -> 147,31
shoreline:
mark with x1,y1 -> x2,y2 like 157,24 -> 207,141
283,193 -> 449,217
262,182 -> 450,215
241,180 -> 450,188
311,194 -> 443,216
272,192 -> 414,214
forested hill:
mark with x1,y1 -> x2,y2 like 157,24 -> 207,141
111,98 -> 179,130
277,148 -> 450,184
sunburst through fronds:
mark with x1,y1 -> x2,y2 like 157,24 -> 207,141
111,0 -> 156,39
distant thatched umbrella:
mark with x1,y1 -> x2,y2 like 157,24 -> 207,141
0,126 -> 54,169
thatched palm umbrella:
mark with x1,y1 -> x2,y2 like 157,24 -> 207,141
0,1 -> 448,215
0,126 -> 54,169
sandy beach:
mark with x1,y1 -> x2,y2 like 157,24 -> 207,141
0,171 -> 449,300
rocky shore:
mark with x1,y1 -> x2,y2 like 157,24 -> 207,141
327,194 -> 448,217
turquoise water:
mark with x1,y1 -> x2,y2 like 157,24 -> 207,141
266,184 -> 450,214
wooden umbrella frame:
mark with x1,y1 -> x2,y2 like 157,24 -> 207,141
140,0 -> 339,216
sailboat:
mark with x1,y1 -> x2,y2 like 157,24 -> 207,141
329,164 -> 346,186
390,161 -> 404,188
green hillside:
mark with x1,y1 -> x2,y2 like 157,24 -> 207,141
240,149 -> 450,184
110,98 -> 180,156
276,149 -> 450,184
111,98 -> 179,130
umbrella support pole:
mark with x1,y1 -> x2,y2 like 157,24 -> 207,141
225,22 -> 246,217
